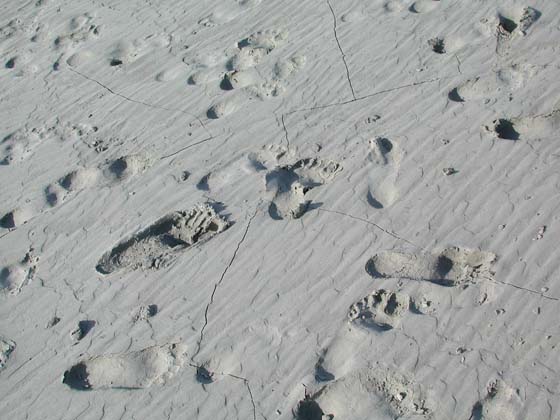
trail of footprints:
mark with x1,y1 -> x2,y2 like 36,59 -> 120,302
0,152 -> 152,230
0,3 -> 548,419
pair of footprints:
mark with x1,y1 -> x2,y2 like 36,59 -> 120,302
301,248 -> 498,419
185,29 -> 305,119
349,246 -> 496,332
448,72 -> 560,142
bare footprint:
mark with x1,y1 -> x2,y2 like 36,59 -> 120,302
310,366 -> 432,419
96,203 -> 229,274
63,343 -> 187,390
366,247 -> 496,287
471,380 -> 522,420
484,109 -> 560,141
366,137 -> 401,209
0,249 -> 38,296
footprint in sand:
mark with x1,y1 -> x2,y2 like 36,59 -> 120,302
494,7 -> 541,56
53,13 -> 102,69
449,64 -> 538,103
265,158 -> 342,220
185,29 -> 305,119
366,137 -> 401,210
471,379 -> 522,420
45,153 -> 152,207
365,247 -> 496,287
0,249 -> 39,296
63,343 -> 187,390
409,0 -> 441,14
96,203 -> 229,274
299,365 -> 432,419
348,289 -> 411,332
484,109 -> 560,142
198,0 -> 262,27
0,336 -> 16,370
104,33 -> 171,68
0,126 -> 50,165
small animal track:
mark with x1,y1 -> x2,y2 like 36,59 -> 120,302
265,158 -> 341,220
366,247 -> 496,287
63,343 -> 187,390
0,249 -> 38,296
96,203 -> 229,274
0,336 -> 16,370
348,289 -> 410,331
471,380 -> 522,420
312,366 -> 432,419
366,137 -> 401,209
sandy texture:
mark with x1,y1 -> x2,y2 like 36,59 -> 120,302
1,0 -> 559,419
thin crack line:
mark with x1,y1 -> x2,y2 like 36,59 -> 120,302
67,67 -> 212,139
192,206 -> 260,362
480,275 -> 560,302
159,135 -> 215,160
281,114 -> 290,148
326,0 -> 356,100
227,373 -> 257,420
285,76 -> 446,115
317,208 -> 423,250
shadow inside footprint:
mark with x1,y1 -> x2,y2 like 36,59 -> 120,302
498,15 -> 518,34
448,88 -> 463,102
296,397 -> 325,420
494,119 -> 519,140
63,363 -> 91,390
367,190 -> 384,209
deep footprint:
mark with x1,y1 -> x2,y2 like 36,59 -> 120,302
63,343 -> 187,390
265,158 -> 341,220
96,203 -> 229,274
366,247 -> 496,287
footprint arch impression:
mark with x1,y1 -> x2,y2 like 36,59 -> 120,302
96,203 -> 229,274
366,247 -> 496,287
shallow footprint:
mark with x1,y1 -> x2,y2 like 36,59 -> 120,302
366,247 -> 496,287
63,343 -> 187,390
366,137 -> 401,209
471,379 -> 522,420
312,366 -> 432,419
